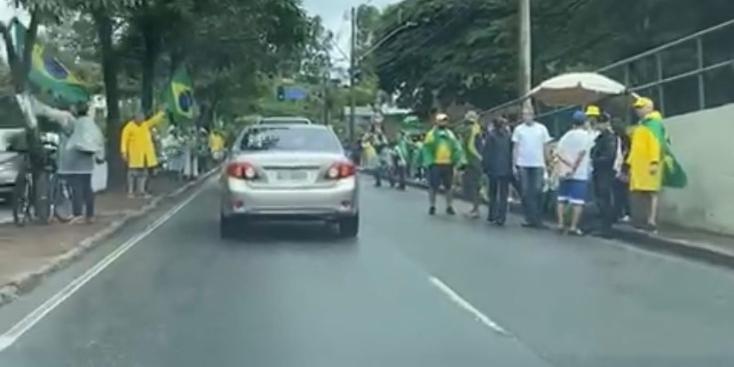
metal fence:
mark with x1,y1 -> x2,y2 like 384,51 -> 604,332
485,18 -> 734,135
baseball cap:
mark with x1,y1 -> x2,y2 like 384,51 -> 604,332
572,110 -> 587,124
585,105 -> 601,117
464,111 -> 479,122
633,97 -> 654,109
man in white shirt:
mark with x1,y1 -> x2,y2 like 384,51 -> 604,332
512,113 -> 552,228
555,111 -> 594,235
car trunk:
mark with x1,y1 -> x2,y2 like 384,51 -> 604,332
232,151 -> 346,189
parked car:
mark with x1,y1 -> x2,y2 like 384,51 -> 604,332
220,122 -> 359,238
0,128 -> 24,202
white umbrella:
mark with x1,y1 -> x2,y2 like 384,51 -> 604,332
529,72 -> 627,106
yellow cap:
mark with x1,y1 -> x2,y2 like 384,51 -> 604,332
585,105 -> 601,117
436,113 -> 449,122
633,97 -> 654,109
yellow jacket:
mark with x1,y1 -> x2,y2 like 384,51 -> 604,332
209,132 -> 225,152
121,111 -> 165,169
627,112 -> 663,192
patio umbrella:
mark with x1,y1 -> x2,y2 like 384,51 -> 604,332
530,72 -> 627,106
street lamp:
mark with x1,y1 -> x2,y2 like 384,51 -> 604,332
348,9 -> 417,145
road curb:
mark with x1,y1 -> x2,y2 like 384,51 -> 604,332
372,173 -> 734,267
0,168 -> 218,307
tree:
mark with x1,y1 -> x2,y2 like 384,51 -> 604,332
374,0 -> 515,114
375,0 -> 734,113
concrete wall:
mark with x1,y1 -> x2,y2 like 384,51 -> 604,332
658,103 -> 734,235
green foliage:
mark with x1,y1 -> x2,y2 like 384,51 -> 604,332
375,0 -> 734,113
375,0 -> 515,114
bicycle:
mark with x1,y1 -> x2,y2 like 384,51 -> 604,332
11,133 -> 74,226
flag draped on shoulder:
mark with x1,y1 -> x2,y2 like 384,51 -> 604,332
642,112 -> 688,189
165,66 -> 195,122
12,18 -> 90,104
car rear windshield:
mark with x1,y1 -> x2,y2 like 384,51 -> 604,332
240,127 -> 342,153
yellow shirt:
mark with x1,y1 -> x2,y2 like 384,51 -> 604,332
209,133 -> 224,152
435,141 -> 452,164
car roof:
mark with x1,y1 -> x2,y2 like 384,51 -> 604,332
258,116 -> 312,124
251,123 -> 327,129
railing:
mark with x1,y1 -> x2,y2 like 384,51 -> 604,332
484,17 -> 734,132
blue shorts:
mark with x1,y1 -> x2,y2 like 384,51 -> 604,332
558,179 -> 588,205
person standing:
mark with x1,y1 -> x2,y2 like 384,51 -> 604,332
628,97 -> 664,231
555,111 -> 594,235
121,110 -> 165,198
462,111 -> 484,218
34,100 -> 105,223
483,117 -> 513,226
590,111 -> 619,237
209,129 -> 225,163
423,113 -> 465,216
613,124 -> 632,222
512,112 -> 552,228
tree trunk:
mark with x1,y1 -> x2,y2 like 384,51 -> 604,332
141,21 -> 160,116
95,12 -> 125,188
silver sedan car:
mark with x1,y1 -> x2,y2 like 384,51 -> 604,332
220,123 -> 359,238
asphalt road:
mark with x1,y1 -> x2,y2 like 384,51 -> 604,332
1,178 -> 733,367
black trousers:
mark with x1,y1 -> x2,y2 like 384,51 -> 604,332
488,176 -> 510,224
68,173 -> 94,218
593,170 -> 615,231
613,178 -> 630,220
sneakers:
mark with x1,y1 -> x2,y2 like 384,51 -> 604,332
465,210 -> 480,219
429,206 -> 455,216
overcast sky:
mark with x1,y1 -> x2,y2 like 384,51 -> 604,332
302,0 -> 399,65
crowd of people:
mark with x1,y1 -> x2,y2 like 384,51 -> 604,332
31,100 -> 227,224
120,111 -> 227,198
362,95 -> 676,238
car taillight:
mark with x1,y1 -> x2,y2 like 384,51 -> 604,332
227,162 -> 258,180
326,161 -> 356,180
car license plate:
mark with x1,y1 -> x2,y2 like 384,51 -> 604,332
275,170 -> 308,181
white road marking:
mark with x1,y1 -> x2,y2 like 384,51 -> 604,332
0,181 -> 210,352
429,276 -> 509,336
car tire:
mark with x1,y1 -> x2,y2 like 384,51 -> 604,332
338,214 -> 359,238
220,214 -> 238,239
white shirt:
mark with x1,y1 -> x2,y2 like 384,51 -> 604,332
512,122 -> 552,168
556,128 -> 595,180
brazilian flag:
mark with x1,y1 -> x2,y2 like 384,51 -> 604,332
643,114 -> 688,189
12,19 -> 89,105
165,66 -> 195,122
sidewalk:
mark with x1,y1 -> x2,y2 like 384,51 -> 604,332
0,171 -> 214,305
391,173 -> 734,267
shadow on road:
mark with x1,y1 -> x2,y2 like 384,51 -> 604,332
219,221 -> 359,251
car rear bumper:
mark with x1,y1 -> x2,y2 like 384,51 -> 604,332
221,177 -> 358,219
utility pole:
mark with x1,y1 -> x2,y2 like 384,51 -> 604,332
349,6 -> 357,145
323,73 -> 330,125
518,0 -> 533,118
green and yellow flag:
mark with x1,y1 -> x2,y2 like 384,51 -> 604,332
12,19 -> 89,105
642,112 -> 688,189
165,66 -> 195,122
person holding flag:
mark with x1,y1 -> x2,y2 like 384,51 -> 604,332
164,66 -> 198,178
121,110 -> 166,198
423,113 -> 466,216
628,96 -> 687,231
